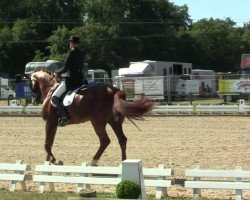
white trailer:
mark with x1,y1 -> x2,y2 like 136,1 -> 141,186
128,60 -> 192,76
24,60 -> 63,75
191,69 -> 216,96
86,69 -> 110,83
114,60 -> 192,100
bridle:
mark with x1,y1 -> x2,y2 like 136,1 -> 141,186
30,70 -> 58,104
30,77 -> 41,105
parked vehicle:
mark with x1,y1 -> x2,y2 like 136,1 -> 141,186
124,60 -> 192,76
24,60 -> 63,75
25,59 -> 110,83
218,78 -> 250,102
191,69 -> 217,97
113,60 -> 192,100
0,78 -> 15,100
86,69 -> 110,83
0,87 -> 15,99
217,54 -> 250,102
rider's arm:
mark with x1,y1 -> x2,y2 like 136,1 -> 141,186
55,50 -> 73,75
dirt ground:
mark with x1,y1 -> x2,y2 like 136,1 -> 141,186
0,116 -> 249,199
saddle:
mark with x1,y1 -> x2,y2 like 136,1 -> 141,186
62,82 -> 96,106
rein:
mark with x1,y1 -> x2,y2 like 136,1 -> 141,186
41,75 -> 56,89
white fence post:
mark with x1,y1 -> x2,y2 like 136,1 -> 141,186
193,166 -> 201,199
235,166 -> 242,200
38,161 -> 55,193
77,162 -> 91,192
10,160 -> 25,192
239,99 -> 245,114
121,159 -> 146,199
155,164 -> 167,199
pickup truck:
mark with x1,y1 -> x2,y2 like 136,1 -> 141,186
0,87 -> 15,99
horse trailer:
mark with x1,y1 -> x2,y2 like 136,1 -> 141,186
113,60 -> 192,101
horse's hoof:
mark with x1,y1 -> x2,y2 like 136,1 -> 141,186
91,160 -> 98,166
57,160 -> 64,165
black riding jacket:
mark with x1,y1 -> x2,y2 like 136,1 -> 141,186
56,47 -> 85,89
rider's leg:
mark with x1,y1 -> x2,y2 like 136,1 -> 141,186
51,81 -> 70,126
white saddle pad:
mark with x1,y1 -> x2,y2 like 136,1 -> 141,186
63,86 -> 88,106
63,88 -> 79,106
62,83 -> 95,106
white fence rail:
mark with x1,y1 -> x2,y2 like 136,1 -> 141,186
151,105 -> 193,115
0,160 -> 249,199
151,103 -> 250,116
0,106 -> 24,114
1,100 -> 250,115
0,160 -> 31,191
185,166 -> 250,200
0,105 -> 43,115
195,104 -> 239,114
33,161 -> 173,199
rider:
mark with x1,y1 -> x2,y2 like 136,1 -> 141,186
51,36 -> 86,126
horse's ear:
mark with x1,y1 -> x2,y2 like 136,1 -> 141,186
30,73 -> 37,81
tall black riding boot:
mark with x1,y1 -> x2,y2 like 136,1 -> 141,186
57,103 -> 70,126
51,96 -> 70,127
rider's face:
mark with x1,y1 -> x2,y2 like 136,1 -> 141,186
69,42 -> 79,49
69,42 -> 74,49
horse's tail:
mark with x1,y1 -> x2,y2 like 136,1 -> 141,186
113,90 -> 154,119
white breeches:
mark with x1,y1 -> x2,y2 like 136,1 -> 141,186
51,81 -> 66,107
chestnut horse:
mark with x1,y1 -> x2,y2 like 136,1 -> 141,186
30,69 -> 154,165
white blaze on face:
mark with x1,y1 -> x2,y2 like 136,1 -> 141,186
30,74 -> 37,86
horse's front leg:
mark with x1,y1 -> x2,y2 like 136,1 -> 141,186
45,120 -> 58,164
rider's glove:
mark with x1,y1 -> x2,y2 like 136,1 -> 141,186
54,72 -> 60,78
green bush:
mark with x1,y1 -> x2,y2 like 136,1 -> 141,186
116,180 -> 140,199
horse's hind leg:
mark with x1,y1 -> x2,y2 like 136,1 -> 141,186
109,116 -> 127,161
90,119 -> 110,166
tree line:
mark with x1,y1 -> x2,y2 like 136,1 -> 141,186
0,0 -> 250,77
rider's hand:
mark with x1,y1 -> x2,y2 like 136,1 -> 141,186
54,72 -> 61,82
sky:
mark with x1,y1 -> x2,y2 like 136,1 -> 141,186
170,0 -> 250,26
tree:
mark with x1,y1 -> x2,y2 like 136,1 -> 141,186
83,0 -> 191,67
186,18 -> 242,72
241,23 -> 250,53
115,0 -> 191,63
47,26 -> 71,61
2,0 -> 247,76
0,26 -> 12,71
12,19 -> 37,42
0,0 -> 86,76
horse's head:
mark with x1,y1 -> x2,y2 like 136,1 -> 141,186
30,69 -> 58,104
30,73 -> 41,105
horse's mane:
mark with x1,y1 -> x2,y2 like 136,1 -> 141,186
34,68 -> 54,77
31,68 -> 55,82
31,68 -> 60,90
